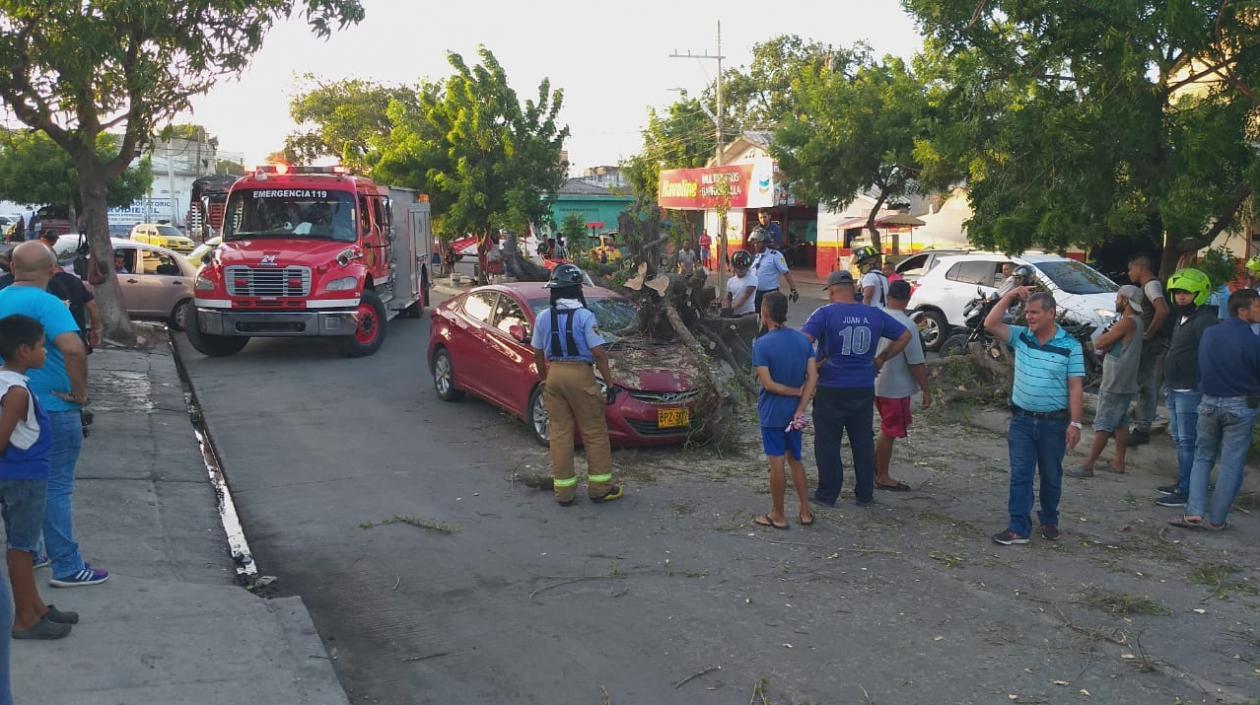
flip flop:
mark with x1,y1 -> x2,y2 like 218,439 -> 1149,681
754,514 -> 789,530
875,481 -> 911,492
1168,514 -> 1204,529
1204,521 -> 1229,532
1066,468 -> 1094,478
798,514 -> 815,526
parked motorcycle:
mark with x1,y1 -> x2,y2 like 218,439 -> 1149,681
940,287 -> 1006,361
1058,314 -> 1102,389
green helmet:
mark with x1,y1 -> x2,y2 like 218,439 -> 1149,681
1166,267 -> 1212,307
1247,256 -> 1260,276
853,245 -> 880,265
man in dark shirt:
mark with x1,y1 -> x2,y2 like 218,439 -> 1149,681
1170,289 -> 1260,531
1154,268 -> 1218,508
0,245 -> 100,349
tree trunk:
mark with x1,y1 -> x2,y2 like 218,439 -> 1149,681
76,161 -> 135,343
865,189 -> 889,253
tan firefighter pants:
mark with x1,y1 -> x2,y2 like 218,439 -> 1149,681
544,361 -> 614,503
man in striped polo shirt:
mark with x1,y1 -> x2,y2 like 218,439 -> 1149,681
984,289 -> 1086,545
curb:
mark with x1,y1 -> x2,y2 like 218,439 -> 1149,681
269,596 -> 353,705
169,335 -> 352,705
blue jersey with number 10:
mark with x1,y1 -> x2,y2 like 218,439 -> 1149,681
801,302 -> 906,389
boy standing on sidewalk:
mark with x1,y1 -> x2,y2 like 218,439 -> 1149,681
751,293 -> 818,530
0,315 -> 76,639
1068,285 -> 1144,477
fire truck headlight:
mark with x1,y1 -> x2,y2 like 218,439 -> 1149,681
325,276 -> 358,292
195,275 -> 216,291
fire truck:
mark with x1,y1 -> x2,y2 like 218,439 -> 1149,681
187,165 -> 432,357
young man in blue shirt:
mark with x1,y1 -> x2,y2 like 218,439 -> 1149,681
1170,288 -> 1260,531
801,271 -> 911,507
751,293 -> 818,530
984,288 -> 1086,545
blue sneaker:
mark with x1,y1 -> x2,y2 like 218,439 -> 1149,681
49,564 -> 109,588
32,555 -> 50,570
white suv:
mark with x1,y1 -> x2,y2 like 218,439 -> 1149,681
908,252 -> 1119,351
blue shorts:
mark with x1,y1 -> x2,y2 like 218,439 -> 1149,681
0,479 -> 47,553
761,426 -> 803,459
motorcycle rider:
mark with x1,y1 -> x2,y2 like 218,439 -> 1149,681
724,250 -> 758,317
749,230 -> 798,312
1154,268 -> 1219,508
854,246 -> 888,308
530,264 -> 623,506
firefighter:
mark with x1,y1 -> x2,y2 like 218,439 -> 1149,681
530,264 -> 624,505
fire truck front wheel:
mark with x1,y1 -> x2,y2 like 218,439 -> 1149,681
186,309 -> 250,357
338,289 -> 387,357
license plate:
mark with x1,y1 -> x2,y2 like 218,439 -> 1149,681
657,407 -> 690,429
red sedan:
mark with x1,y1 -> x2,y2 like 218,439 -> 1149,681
428,283 -> 713,447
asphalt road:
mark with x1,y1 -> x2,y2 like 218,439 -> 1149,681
175,299 -> 1218,705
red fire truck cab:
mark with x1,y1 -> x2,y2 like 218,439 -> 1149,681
188,165 -> 432,357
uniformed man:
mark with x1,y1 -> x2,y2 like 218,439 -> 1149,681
531,264 -> 624,505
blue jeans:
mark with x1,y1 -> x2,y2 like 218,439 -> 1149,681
1186,396 -> 1258,526
45,410 -> 86,578
812,387 -> 876,504
1165,390 -> 1202,495
1007,414 -> 1067,537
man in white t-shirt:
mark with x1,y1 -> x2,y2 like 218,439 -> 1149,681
874,280 -> 932,491
854,246 -> 889,308
724,250 -> 757,317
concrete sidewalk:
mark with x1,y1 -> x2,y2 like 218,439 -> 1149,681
10,341 -> 347,705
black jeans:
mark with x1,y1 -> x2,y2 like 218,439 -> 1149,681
812,386 -> 876,504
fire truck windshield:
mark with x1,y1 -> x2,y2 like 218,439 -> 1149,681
223,189 -> 357,243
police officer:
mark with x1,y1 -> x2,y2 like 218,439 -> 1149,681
749,230 -> 798,313
530,264 -> 624,505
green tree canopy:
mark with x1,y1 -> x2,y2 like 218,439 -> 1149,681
373,47 -> 569,241
903,0 -> 1260,271
772,52 -> 932,253
0,130 -> 151,210
0,0 -> 364,338
284,76 -> 416,172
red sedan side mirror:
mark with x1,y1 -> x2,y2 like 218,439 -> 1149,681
509,324 -> 528,343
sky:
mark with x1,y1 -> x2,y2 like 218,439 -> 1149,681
182,0 -> 924,173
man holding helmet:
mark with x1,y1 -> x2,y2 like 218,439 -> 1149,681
853,246 -> 889,308
1154,268 -> 1218,508
531,264 -> 624,506
749,230 -> 798,312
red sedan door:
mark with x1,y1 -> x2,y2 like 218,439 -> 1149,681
479,291 -> 538,415
445,290 -> 499,400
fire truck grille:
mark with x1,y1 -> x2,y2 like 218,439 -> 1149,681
225,266 -> 312,298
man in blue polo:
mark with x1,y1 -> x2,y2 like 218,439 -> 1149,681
984,288 -> 1085,545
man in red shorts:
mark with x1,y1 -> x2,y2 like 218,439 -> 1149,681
874,280 -> 932,491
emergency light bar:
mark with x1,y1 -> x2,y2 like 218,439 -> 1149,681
253,164 -> 350,177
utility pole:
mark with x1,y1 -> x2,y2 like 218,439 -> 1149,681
670,20 -> 728,300
165,138 -> 177,226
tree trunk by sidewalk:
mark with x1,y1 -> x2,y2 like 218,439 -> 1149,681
76,158 -> 135,343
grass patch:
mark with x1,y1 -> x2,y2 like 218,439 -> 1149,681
1078,586 -> 1170,617
360,515 -> 462,534
1188,563 -> 1258,600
